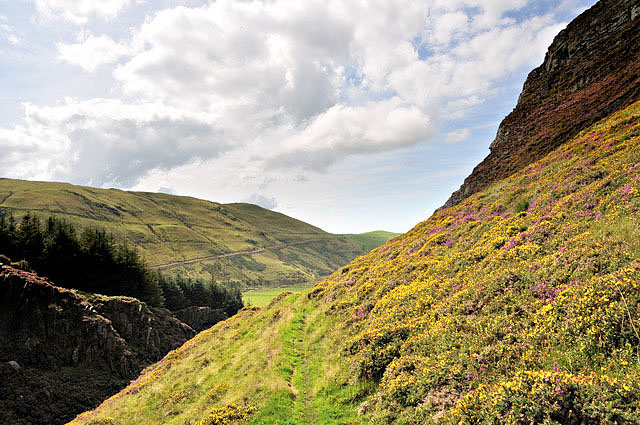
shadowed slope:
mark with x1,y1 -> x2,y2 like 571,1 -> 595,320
0,259 -> 195,425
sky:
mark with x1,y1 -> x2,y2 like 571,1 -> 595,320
0,0 -> 597,234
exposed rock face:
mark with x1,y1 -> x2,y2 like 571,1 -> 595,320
444,0 -> 640,208
88,296 -> 195,360
0,259 -> 195,425
174,306 -> 228,332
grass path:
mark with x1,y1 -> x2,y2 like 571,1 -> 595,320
249,296 -> 365,424
68,291 -> 368,425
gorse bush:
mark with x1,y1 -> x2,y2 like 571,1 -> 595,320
206,383 -> 229,401
86,418 -> 117,425
0,214 -> 242,313
196,404 -> 255,425
449,369 -> 640,425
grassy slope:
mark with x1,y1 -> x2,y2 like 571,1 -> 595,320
343,231 -> 400,253
0,181 -> 364,288
70,102 -> 640,425
72,293 -> 367,425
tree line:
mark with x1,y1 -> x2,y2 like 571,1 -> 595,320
0,213 -> 243,315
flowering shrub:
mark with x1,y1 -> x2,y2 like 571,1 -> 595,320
87,419 -> 117,425
207,383 -> 229,401
196,404 -> 255,425
447,369 -> 640,424
160,389 -> 192,408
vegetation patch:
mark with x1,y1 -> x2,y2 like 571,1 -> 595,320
196,404 -> 255,425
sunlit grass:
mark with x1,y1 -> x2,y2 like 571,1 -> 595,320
243,284 -> 314,306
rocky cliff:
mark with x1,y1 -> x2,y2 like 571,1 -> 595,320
0,257 -> 196,425
444,0 -> 640,207
174,306 -> 228,332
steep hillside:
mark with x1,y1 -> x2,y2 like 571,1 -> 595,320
0,180 -> 364,288
445,0 -> 640,207
0,257 -> 195,425
69,95 -> 640,424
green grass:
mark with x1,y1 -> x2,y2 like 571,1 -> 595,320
243,285 -> 314,307
0,179 -> 365,288
343,230 -> 399,253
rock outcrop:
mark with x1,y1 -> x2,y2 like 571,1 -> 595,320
174,306 -> 228,332
444,0 -> 640,208
0,258 -> 196,425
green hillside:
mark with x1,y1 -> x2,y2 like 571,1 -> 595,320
343,231 -> 400,253
0,179 -> 364,288
69,99 -> 640,424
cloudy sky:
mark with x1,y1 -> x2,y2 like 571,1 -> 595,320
0,0 -> 596,233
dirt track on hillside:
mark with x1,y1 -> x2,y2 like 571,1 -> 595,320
149,239 -> 326,270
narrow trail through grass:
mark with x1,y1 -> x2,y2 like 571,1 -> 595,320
248,295 -> 365,424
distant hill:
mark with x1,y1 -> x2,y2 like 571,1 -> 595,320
343,230 -> 400,252
0,179 -> 365,288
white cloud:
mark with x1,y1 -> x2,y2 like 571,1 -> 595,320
58,34 -> 129,72
113,1 -> 349,122
390,14 -> 565,111
29,0 -> 132,24
266,98 -> 436,171
445,128 -> 471,144
430,12 -> 469,45
242,193 -> 278,210
2,0 -> 578,192
0,14 -> 20,46
0,99 -> 231,186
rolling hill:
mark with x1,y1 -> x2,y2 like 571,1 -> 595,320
68,1 -> 640,424
0,179 -> 369,288
343,231 -> 400,253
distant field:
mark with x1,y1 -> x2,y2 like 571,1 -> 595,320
343,230 -> 400,252
243,284 -> 314,306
